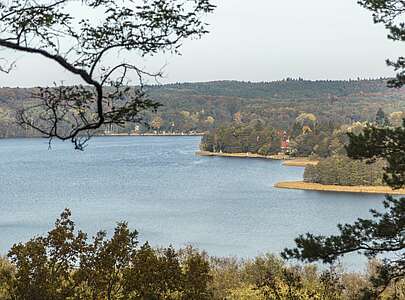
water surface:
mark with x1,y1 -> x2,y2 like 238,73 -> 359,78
0,136 -> 383,270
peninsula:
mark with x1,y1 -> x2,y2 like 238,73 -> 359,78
275,181 -> 405,195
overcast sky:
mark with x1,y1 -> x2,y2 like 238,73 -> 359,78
0,0 -> 404,87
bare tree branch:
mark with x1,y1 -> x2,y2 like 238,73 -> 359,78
0,0 -> 215,149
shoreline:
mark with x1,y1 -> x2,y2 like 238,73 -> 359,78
196,151 -> 319,166
0,133 -> 205,140
274,181 -> 405,195
101,132 -> 205,137
196,151 -> 290,160
282,159 -> 319,167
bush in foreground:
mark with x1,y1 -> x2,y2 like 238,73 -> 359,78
1,209 -> 211,300
0,208 -> 404,300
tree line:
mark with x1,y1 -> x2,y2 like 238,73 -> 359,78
0,208 -> 403,300
200,121 -> 282,155
304,156 -> 385,186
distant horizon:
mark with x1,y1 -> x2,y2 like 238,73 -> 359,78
0,0 -> 403,87
0,76 -> 395,89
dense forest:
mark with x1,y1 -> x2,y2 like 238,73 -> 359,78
199,107 -> 396,187
304,156 -> 385,186
199,121 -> 282,155
199,113 -> 376,158
1,79 -> 405,137
143,78 -> 405,133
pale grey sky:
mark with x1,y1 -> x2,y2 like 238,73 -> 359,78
0,0 -> 403,87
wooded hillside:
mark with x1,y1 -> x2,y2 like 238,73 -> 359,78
0,79 -> 404,137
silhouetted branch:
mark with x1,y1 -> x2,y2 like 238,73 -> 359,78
0,0 -> 215,148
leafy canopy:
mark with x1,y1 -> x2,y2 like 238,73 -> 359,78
4,209 -> 212,300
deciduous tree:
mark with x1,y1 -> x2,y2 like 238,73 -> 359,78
5,209 -> 213,300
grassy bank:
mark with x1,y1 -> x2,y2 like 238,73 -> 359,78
275,181 -> 405,195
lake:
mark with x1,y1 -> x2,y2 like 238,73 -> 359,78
0,136 -> 384,270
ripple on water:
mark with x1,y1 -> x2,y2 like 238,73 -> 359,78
0,136 -> 384,271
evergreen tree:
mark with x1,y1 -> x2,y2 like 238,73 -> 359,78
284,2 -> 405,297
375,108 -> 386,126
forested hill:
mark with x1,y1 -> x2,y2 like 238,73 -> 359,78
142,79 -> 405,133
0,78 -> 395,107
0,88 -> 32,106
146,78 -> 391,100
0,78 -> 404,137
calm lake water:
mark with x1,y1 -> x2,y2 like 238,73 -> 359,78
0,136 -> 384,270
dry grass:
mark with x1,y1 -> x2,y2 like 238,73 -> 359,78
274,181 -> 405,195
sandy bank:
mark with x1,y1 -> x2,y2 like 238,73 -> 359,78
282,159 -> 319,167
274,181 -> 405,195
